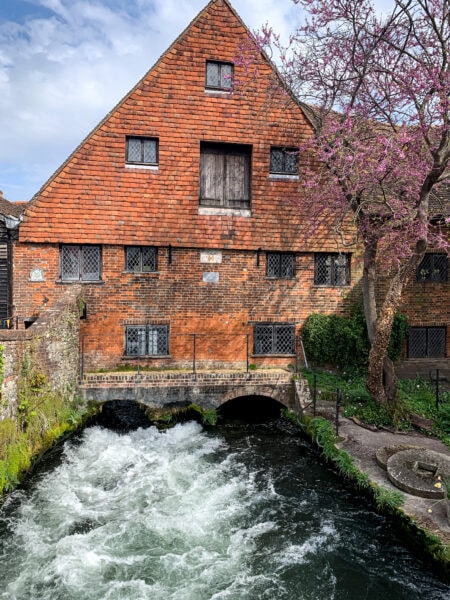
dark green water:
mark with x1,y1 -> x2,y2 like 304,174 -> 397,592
0,421 -> 448,599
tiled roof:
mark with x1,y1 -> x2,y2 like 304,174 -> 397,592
19,0 -> 353,253
0,193 -> 26,218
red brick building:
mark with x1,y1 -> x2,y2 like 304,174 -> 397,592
11,0 -> 448,373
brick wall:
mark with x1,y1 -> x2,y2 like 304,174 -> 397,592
13,244 -> 363,372
0,286 -> 82,418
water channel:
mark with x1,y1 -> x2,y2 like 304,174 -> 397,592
0,414 -> 449,599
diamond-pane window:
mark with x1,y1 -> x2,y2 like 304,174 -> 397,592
270,147 -> 298,175
125,325 -> 169,356
408,327 -> 446,358
416,254 -> 448,282
61,245 -> 101,281
125,247 -> 157,273
254,324 -> 295,355
205,61 -> 233,90
266,252 -> 295,278
314,253 -> 350,286
126,137 -> 158,165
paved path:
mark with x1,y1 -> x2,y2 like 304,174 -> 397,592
311,402 -> 450,544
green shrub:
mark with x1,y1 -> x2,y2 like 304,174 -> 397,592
301,308 -> 408,369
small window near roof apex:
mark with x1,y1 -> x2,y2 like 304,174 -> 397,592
126,136 -> 158,166
205,61 -> 233,91
270,147 -> 298,175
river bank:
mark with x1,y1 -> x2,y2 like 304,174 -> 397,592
298,401 -> 450,581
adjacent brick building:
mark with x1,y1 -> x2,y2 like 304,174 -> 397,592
9,0 -> 449,373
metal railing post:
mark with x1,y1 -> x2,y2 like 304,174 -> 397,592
193,334 -> 196,379
313,373 -> 317,417
80,335 -> 86,381
436,369 -> 440,410
246,334 -> 249,374
336,388 -> 342,436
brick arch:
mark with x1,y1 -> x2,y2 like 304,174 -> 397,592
216,385 -> 290,409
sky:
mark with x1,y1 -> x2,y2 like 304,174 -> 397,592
0,0 -> 393,202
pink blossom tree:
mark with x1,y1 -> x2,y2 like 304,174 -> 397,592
257,0 -> 450,404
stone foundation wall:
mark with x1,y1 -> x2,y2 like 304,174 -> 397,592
0,286 -> 82,420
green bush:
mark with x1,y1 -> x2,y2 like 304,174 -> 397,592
301,308 -> 408,369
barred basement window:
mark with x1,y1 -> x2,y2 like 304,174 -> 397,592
416,253 -> 448,282
205,61 -> 233,91
314,253 -> 350,286
254,324 -> 295,355
408,326 -> 446,358
125,325 -> 169,356
126,136 -> 158,165
270,147 -> 298,175
125,246 -> 157,272
60,245 -> 101,281
266,252 -> 295,278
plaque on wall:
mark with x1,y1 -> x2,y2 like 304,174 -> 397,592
29,268 -> 45,282
200,250 -> 222,264
203,272 -> 219,284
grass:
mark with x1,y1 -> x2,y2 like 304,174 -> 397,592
302,368 -> 450,444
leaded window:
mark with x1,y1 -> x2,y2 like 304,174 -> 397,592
416,253 -> 448,282
266,252 -> 295,278
125,246 -> 157,273
408,327 -> 446,358
314,253 -> 350,286
254,324 -> 295,355
125,325 -> 169,356
126,137 -> 158,165
60,245 -> 101,281
200,142 -> 251,209
205,61 -> 233,91
270,147 -> 298,175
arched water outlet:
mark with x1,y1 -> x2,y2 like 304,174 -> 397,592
218,395 -> 286,423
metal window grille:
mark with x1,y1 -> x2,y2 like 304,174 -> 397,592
81,246 -> 101,281
126,326 -> 147,356
270,147 -> 298,174
125,247 -> 157,272
408,327 -> 446,358
266,252 -> 295,278
315,253 -> 350,286
205,61 -> 233,90
61,245 -> 101,281
126,137 -> 158,164
254,324 -> 295,355
416,254 -> 448,282
125,325 -> 169,356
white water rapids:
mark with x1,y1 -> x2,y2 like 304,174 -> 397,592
0,421 -> 449,599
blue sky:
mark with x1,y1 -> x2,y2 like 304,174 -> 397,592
0,0 -> 393,202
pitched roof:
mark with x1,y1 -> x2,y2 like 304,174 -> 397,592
19,0 -> 348,252
0,191 -> 26,218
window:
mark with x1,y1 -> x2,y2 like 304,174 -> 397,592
126,137 -> 158,166
205,61 -> 233,91
416,253 -> 448,282
125,246 -> 157,272
314,253 -> 350,286
408,327 -> 446,358
60,245 -> 101,281
270,147 -> 298,175
200,142 -> 251,209
125,325 -> 169,356
254,324 -> 295,355
266,252 -> 295,278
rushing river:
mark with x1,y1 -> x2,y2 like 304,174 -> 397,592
0,420 -> 449,600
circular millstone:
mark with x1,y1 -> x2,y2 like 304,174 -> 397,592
387,448 -> 450,499
375,445 -> 421,471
